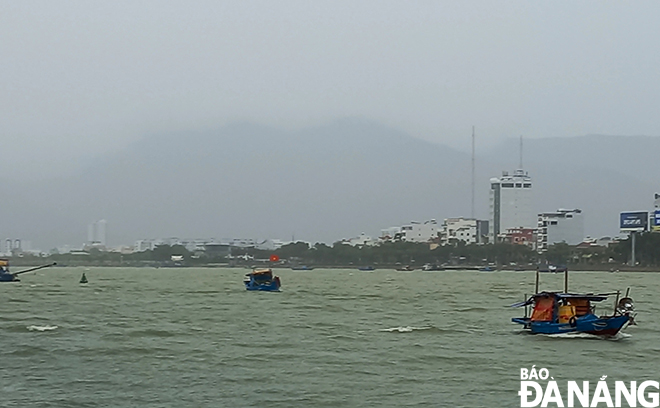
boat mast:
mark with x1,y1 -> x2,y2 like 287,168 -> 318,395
535,267 -> 539,294
519,135 -> 523,169
471,126 -> 475,219
564,268 -> 569,293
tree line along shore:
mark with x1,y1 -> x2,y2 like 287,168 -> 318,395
7,233 -> 660,270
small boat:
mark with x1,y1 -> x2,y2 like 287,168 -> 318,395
421,264 -> 443,271
510,268 -> 636,336
80,273 -> 88,284
291,265 -> 314,271
396,265 -> 414,271
479,266 -> 496,272
244,268 -> 281,291
537,264 -> 567,273
0,259 -> 57,282
358,266 -> 375,271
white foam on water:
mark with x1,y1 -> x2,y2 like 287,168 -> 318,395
380,326 -> 433,333
543,331 -> 630,341
27,325 -> 58,332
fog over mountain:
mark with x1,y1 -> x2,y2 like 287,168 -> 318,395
2,119 -> 658,250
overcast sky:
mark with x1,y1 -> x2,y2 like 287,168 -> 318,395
2,1 -> 660,179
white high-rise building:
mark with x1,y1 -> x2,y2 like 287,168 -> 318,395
489,169 -> 534,242
537,209 -> 584,251
87,219 -> 107,246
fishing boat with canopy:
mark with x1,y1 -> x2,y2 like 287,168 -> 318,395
0,258 -> 57,282
510,267 -> 636,336
244,268 -> 281,291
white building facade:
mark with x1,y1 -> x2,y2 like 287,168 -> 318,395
381,220 -> 438,243
537,209 -> 584,251
440,218 -> 487,246
342,233 -> 377,247
489,169 -> 534,242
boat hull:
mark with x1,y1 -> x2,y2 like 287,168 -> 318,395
512,314 -> 631,336
244,280 -> 280,291
0,273 -> 18,282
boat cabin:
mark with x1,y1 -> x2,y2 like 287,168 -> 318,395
529,292 -> 606,323
246,268 -> 275,282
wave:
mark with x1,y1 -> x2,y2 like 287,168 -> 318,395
27,325 -> 58,332
7,298 -> 30,303
542,331 -> 631,341
380,326 -> 435,333
125,328 -> 177,338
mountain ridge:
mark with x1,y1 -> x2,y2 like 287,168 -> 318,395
3,120 -> 658,249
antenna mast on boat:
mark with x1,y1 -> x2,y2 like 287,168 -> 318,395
471,126 -> 475,219
519,135 -> 523,169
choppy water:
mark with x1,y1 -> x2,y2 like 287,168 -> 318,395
1,267 -> 658,407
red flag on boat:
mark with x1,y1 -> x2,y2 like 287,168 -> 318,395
269,254 -> 280,262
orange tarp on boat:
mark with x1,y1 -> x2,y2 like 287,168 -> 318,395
567,298 -> 591,316
250,268 -> 273,275
531,296 -> 555,322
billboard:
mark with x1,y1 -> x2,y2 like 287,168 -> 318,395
620,211 -> 649,232
653,210 -> 660,232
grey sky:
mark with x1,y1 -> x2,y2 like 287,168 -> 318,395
2,1 -> 660,179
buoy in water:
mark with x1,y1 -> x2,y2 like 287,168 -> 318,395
80,273 -> 88,284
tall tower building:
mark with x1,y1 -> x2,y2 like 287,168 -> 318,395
87,219 -> 107,246
489,169 -> 534,242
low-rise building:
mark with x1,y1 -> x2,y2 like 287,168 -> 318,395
440,218 -> 489,246
502,227 -> 536,249
381,220 -> 439,243
537,209 -> 584,252
342,233 -> 377,247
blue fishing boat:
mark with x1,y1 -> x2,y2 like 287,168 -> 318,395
244,268 -> 281,291
0,259 -> 56,282
510,268 -> 635,336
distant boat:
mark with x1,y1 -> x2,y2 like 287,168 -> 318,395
80,273 -> 88,284
291,265 -> 314,271
396,265 -> 414,271
479,266 -> 495,272
358,266 -> 375,271
244,268 -> 281,291
537,264 -> 567,273
421,264 -> 443,271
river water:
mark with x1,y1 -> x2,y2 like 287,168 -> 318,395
1,267 -> 658,407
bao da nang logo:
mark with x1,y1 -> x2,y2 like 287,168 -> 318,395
519,366 -> 659,407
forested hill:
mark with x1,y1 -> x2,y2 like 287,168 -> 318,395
3,119 -> 659,248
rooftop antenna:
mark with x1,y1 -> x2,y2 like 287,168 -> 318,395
471,126 -> 475,219
519,135 -> 523,169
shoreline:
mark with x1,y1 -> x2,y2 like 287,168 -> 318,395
9,262 -> 660,272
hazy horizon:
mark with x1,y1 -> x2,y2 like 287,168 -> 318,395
3,1 -> 660,180
2,118 -> 658,250
2,1 -> 660,249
